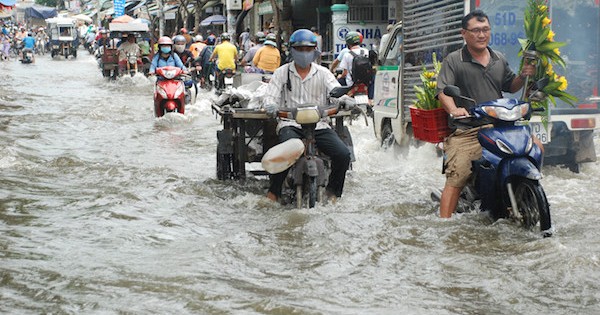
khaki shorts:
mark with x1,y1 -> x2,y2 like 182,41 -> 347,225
443,126 -> 488,187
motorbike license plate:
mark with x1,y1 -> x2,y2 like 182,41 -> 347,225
224,77 -> 234,85
530,122 -> 552,144
354,94 -> 369,105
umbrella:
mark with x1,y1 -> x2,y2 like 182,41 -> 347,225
73,14 -> 92,23
200,14 -> 226,26
111,14 -> 134,23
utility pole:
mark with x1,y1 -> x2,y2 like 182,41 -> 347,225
158,0 -> 165,36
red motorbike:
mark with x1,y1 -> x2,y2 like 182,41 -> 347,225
154,66 -> 186,117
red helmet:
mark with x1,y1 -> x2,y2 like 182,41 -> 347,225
180,27 -> 188,34
157,36 -> 173,45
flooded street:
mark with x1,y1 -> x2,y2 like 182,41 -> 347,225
1,52 -> 600,314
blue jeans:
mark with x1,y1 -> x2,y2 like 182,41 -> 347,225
268,126 -> 351,198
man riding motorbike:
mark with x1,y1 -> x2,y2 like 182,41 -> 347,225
209,32 -> 238,90
197,35 -> 216,88
262,28 -> 353,203
149,36 -> 186,73
173,35 -> 194,67
118,33 -> 142,74
20,32 -> 35,63
240,31 -> 265,72
251,33 -> 280,74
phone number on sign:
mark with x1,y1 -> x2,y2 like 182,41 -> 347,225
489,32 -> 525,47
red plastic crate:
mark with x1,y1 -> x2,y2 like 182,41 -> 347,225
409,106 -> 451,143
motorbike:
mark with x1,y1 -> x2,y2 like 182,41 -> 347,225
21,48 -> 34,64
124,52 -> 140,77
217,68 -> 236,94
261,87 -> 356,208
436,83 -> 552,237
153,66 -> 188,117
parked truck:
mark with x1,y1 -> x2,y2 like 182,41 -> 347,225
372,0 -> 599,172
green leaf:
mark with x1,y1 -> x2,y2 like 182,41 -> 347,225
535,27 -> 550,47
518,38 -> 531,51
537,41 -> 566,51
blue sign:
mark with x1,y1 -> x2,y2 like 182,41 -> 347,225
113,0 -> 125,17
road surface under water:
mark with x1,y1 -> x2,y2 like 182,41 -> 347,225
1,52 -> 599,314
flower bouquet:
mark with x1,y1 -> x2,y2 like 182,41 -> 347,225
410,53 -> 450,143
518,0 -> 578,124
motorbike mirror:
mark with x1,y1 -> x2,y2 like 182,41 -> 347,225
533,77 -> 549,90
330,86 -> 352,98
443,85 -> 462,98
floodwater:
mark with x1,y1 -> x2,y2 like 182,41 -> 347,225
1,51 -> 599,314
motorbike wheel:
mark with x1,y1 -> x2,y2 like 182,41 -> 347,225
381,121 -> 395,149
296,175 -> 318,208
513,179 -> 552,237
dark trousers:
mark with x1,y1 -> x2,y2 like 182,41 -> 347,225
268,126 -> 351,198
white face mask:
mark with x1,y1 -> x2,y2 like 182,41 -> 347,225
174,44 -> 185,53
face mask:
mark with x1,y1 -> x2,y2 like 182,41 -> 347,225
291,48 -> 315,68
160,46 -> 171,54
174,44 -> 185,53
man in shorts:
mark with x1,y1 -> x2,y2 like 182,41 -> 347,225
436,10 -> 536,218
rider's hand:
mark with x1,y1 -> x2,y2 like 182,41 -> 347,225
264,104 -> 278,118
520,63 -> 535,79
449,107 -> 469,118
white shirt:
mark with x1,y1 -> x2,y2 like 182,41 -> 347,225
339,46 -> 369,86
264,61 -> 341,132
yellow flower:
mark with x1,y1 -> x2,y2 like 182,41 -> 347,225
545,63 -> 553,76
426,81 -> 437,89
553,48 -> 561,56
557,76 -> 568,91
538,5 -> 547,12
423,71 -> 436,80
542,17 -> 552,28
546,30 -> 555,41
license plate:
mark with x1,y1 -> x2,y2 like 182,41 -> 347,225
354,94 -> 369,105
530,122 -> 552,144
224,77 -> 234,85
209,74 -> 215,81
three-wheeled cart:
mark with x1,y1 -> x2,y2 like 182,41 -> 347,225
212,100 -> 356,181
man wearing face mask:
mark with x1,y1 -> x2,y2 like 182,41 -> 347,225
172,35 -> 194,68
262,29 -> 353,203
149,36 -> 187,75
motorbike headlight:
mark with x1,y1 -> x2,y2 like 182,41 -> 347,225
295,107 -> 321,124
156,85 -> 168,98
174,83 -> 185,99
495,139 -> 514,155
482,103 -> 529,121
162,69 -> 178,80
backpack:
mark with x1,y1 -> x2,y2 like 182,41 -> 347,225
349,49 -> 375,86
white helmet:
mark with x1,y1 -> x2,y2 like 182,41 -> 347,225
194,35 -> 203,42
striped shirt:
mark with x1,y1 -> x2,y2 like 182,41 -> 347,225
264,61 -> 341,131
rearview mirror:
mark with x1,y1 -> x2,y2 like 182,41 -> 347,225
443,85 -> 462,98
330,86 -> 352,98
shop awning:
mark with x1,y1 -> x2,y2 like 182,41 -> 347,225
24,5 -> 58,19
202,0 -> 219,10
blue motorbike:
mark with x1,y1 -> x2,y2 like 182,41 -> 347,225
442,84 -> 552,237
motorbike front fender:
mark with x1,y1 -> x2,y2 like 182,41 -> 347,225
499,158 -> 542,185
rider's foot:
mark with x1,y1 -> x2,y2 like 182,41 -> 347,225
266,191 -> 278,202
325,190 -> 337,204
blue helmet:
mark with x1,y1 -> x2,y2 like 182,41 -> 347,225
289,29 -> 317,47
206,35 -> 216,45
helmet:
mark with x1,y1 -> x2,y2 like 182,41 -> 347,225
255,31 -> 265,42
180,27 -> 188,34
100,29 -> 108,35
206,35 -> 216,45
265,33 -> 277,41
157,36 -> 173,45
289,29 -> 317,47
173,35 -> 186,44
221,32 -> 230,41
345,31 -> 362,46
194,35 -> 203,42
